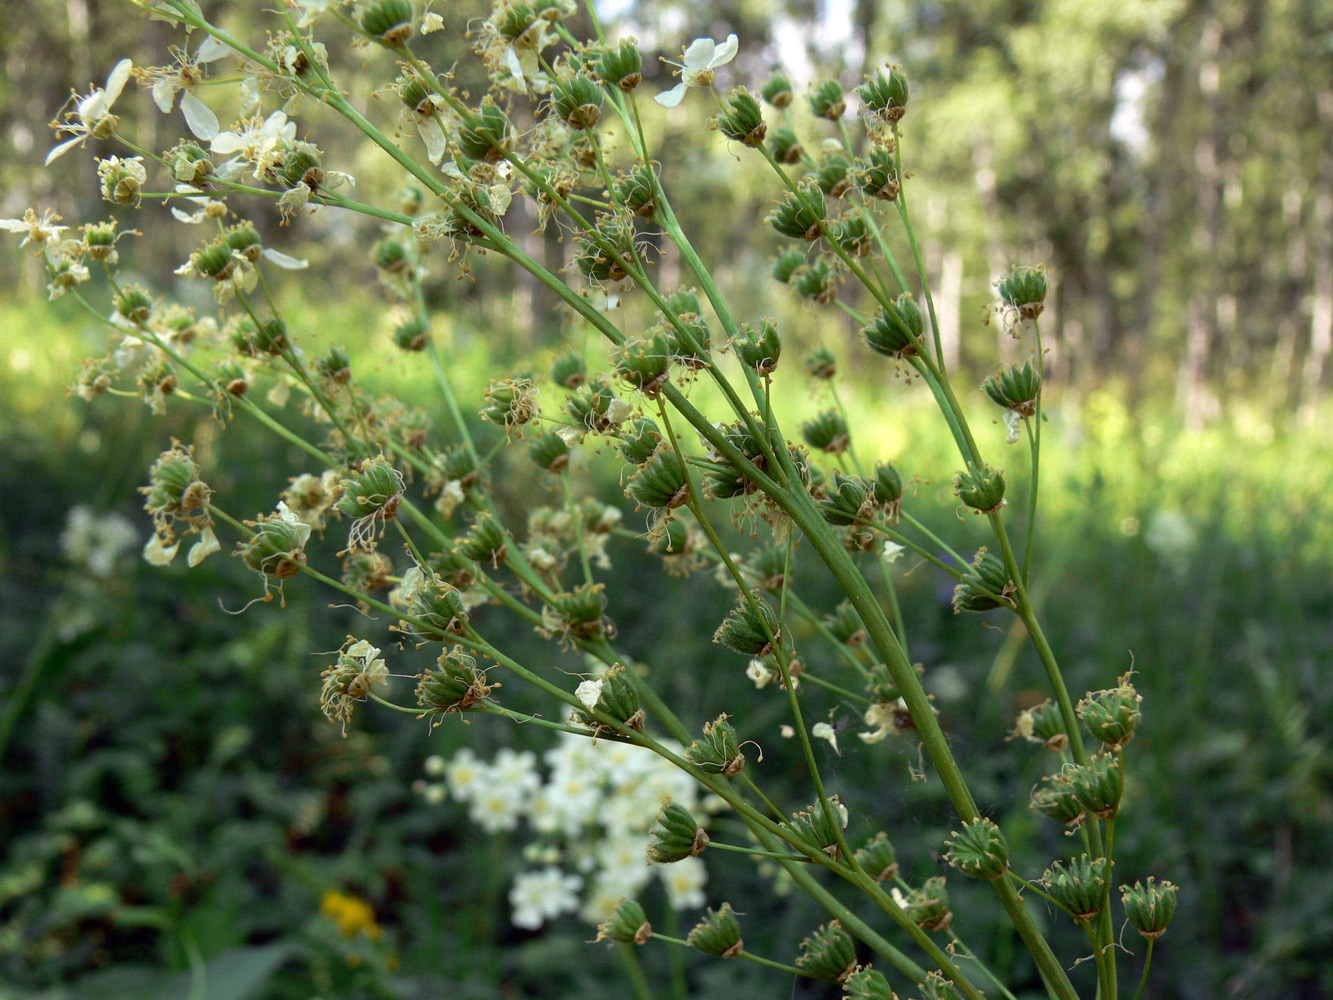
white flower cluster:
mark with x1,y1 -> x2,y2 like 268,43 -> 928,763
59,505 -> 138,577
421,732 -> 711,930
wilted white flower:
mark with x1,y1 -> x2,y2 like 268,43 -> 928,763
142,36 -> 229,140
47,58 -> 132,164
882,540 -> 905,563
746,658 -> 775,688
0,209 -> 69,252
654,34 -> 739,108
812,721 -> 840,755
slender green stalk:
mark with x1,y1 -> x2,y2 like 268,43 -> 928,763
1130,940 -> 1155,1000
616,943 -> 654,1000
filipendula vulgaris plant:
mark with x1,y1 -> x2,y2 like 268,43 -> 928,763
9,2 -> 1176,996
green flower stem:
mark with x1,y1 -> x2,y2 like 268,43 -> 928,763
785,591 -> 871,677
737,773 -> 788,824
705,841 -> 818,863
1101,812 -> 1119,1000
899,510 -> 969,568
561,470 -> 596,585
649,935 -> 805,979
617,942 -> 654,1000
1131,940 -> 1154,1000
1085,923 -> 1110,1000
800,671 -> 872,704
892,125 -> 946,368
661,906 -> 690,1000
1022,319 -> 1046,583
858,517 -> 964,580
1004,870 -> 1072,915
473,702 -> 601,737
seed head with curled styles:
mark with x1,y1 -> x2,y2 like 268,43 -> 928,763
854,831 -> 899,882
320,637 -> 389,735
1041,855 -> 1107,924
983,359 -> 1043,417
767,184 -> 827,241
415,649 -> 497,725
952,549 -> 1016,613
862,291 -> 923,358
334,456 -> 405,555
646,800 -> 709,863
713,89 -> 767,147
685,714 -> 750,775
842,965 -> 895,1000
713,598 -> 782,657
1121,878 -> 1178,940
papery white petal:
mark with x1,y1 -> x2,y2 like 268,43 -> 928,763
261,247 -> 309,269
103,58 -> 133,110
0,219 -> 30,232
654,82 -> 689,108
171,206 -> 206,223
152,78 -> 176,113
420,116 -> 446,165
711,34 -> 739,67
187,527 -> 220,567
209,131 -> 245,154
681,37 -> 716,70
505,46 -> 527,93
143,533 -> 180,566
422,12 -> 444,32
45,136 -> 84,166
181,91 -> 219,140
196,35 -> 230,63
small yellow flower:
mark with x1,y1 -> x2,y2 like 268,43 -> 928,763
319,889 -> 384,941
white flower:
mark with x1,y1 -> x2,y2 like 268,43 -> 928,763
659,855 -> 707,910
746,659 -> 774,689
146,36 -> 229,141
210,110 -> 297,179
187,525 -> 220,567
345,639 -> 389,690
445,748 -> 485,801
275,501 -> 314,548
654,34 -> 739,108
143,531 -> 180,567
1003,408 -> 1022,445
509,867 -> 583,929
0,209 -> 69,251
779,724 -> 796,738
812,721 -> 840,755
882,541 -> 905,563
60,505 -> 137,576
47,58 -> 132,164
422,11 -> 445,32
575,678 -> 604,712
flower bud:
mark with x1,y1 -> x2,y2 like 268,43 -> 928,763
1031,773 -> 1086,827
625,445 -> 688,509
529,432 -> 571,473
1077,674 -> 1142,749
456,512 -> 508,566
983,360 -> 1042,417
687,903 -> 742,958
952,549 -> 1015,613
416,648 -> 495,717
767,185 -> 826,241
823,600 -> 867,647
858,65 -> 909,123
392,316 -> 430,351
954,464 -> 1006,514
872,463 -> 904,509
1120,878 -> 1177,940
714,90 -> 767,147
842,965 -> 895,1000
97,156 -> 145,206
224,223 -> 263,262
1041,855 -> 1107,923
685,714 -> 747,775
803,410 -> 851,455
714,598 -> 782,657
856,148 -> 899,200
596,898 -> 651,944
550,351 -> 586,389
862,292 -> 923,358
171,143 -> 214,186
790,796 -> 848,859
1066,751 -> 1123,818
832,216 -> 873,256
360,0 -> 415,46
551,74 -> 603,130
336,456 -> 404,524
808,79 -> 846,120
998,265 -> 1048,321
574,220 -> 634,283
114,284 -> 153,325
899,876 -> 951,931
1014,699 -> 1068,751
768,126 -> 803,165
761,73 -> 794,108
647,801 -> 709,862
597,40 -> 642,91
944,818 -> 1009,879
796,921 -> 857,982
854,832 -> 898,881
566,374 -> 625,433
665,313 -> 711,369
732,318 -> 783,375
919,972 -> 965,1000
373,238 -> 412,274
574,663 -> 643,732
665,287 -> 702,315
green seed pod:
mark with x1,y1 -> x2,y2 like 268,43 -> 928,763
238,509 -> 310,580
402,578 -> 469,640
983,359 -> 1042,417
1041,855 -> 1107,923
372,238 -> 411,274
647,801 -> 709,863
732,318 -> 783,375
821,472 -> 874,527
566,375 -> 620,433
767,126 -> 803,165
597,39 -> 643,91
872,463 -> 903,508
596,898 -> 651,944
342,550 -> 393,594
687,903 -> 743,958
919,971 -> 965,1000
954,464 -> 1006,514
83,221 -> 118,259
224,223 -> 262,262
749,545 -> 790,591
944,818 -> 1010,880
456,98 -> 513,162
114,284 -> 153,324
1031,773 -> 1086,827
172,142 -> 213,185
795,920 -> 857,982
815,154 -> 852,198
192,240 -> 234,280
685,714 -> 746,775
416,648 -> 494,715
665,287 -> 702,316
336,456 -> 404,522
998,265 -> 1048,321
823,600 -> 867,647
613,332 -> 672,396
808,79 -> 846,120
794,260 -> 837,303
495,1 -> 539,40
864,663 -> 903,706
790,796 -> 847,859
650,518 -> 690,558
615,164 -> 657,217
1066,751 -> 1123,818
1120,878 -> 1178,940
899,876 -> 951,931
278,146 -> 323,190
665,313 -> 712,369
574,220 -> 634,283
703,464 -> 751,500
1015,699 -> 1068,750
863,292 -> 923,357
858,64 -> 909,123
843,965 -> 895,1000
1077,674 -> 1142,749
576,664 -> 643,731
832,215 -> 873,256
714,599 -> 782,657
803,410 -> 851,455
771,248 -> 806,284
550,351 -> 586,389
952,549 -> 1015,613
436,444 -> 481,487
768,185 -> 826,241
854,831 -> 898,881
714,90 -> 767,147
251,317 -> 289,355
761,73 -> 794,108
457,512 -> 507,566
141,444 -> 208,521
551,74 -> 604,130
315,346 -> 351,384
548,582 -> 610,640
804,347 -> 838,380
397,73 -> 432,111
618,418 -> 662,465
625,446 -> 688,509
528,432 -> 570,473
360,0 -> 415,45
393,316 -> 430,352
480,376 -> 538,429
855,147 -> 900,200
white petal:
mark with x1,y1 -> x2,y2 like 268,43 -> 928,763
210,132 -> 245,154
505,46 -> 527,94
45,136 -> 84,166
152,79 -> 177,113
103,58 -> 133,110
143,533 -> 180,566
420,116 -> 446,165
711,34 -> 739,68
261,247 -> 308,269
681,37 -> 716,71
181,91 -> 219,140
654,83 -> 689,108
0,219 -> 31,232
170,206 -> 206,223
196,35 -> 230,63
187,527 -> 220,567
